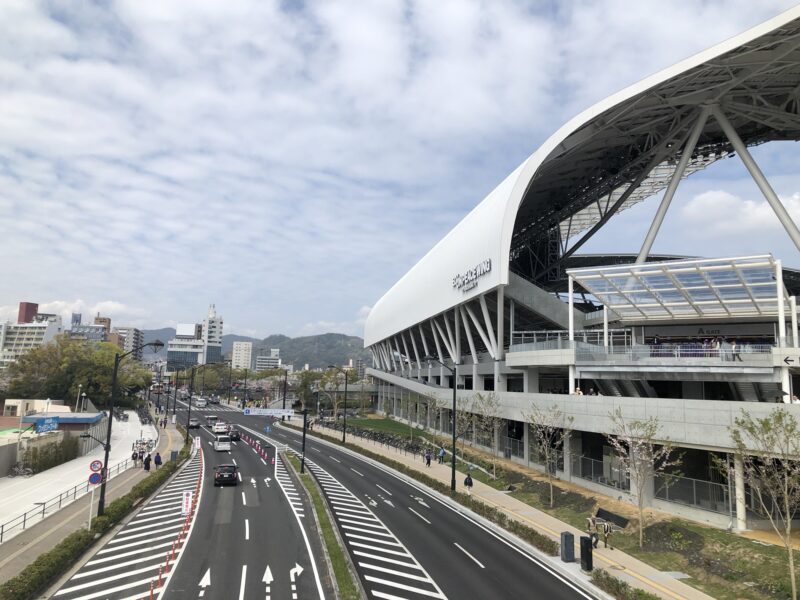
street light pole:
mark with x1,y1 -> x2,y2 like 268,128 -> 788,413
185,367 -> 197,445
228,363 -> 233,405
301,409 -> 308,473
172,370 -> 180,415
328,366 -> 349,445
98,340 -> 163,516
424,355 -> 457,492
76,384 -> 82,411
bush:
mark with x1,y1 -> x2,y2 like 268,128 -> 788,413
23,437 -> 81,473
590,569 -> 661,600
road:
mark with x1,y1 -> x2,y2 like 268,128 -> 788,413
165,404 -> 327,600
180,402 -> 597,600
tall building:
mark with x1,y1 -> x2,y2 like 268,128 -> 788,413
231,341 -> 253,370
202,305 -> 223,364
114,327 -> 144,360
356,358 -> 366,380
17,302 -> 38,324
0,314 -> 63,369
255,348 -> 281,370
167,306 -> 224,370
364,12 -> 800,532
71,313 -> 82,327
94,314 -> 111,334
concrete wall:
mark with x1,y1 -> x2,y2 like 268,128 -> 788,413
0,444 -> 17,475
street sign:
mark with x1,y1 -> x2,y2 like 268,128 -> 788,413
243,408 -> 293,417
181,490 -> 193,516
88,472 -> 102,485
35,416 -> 59,433
90,460 -> 103,473
264,426 -> 271,433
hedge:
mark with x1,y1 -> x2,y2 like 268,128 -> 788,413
0,446 -> 189,600
590,568 -> 662,599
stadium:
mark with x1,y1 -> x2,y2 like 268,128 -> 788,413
364,7 -> 800,529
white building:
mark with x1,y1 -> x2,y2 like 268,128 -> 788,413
114,327 -> 144,360
0,314 -> 63,370
364,8 -> 800,531
255,349 -> 281,371
232,341 -> 253,370
167,306 -> 224,371
202,305 -> 223,364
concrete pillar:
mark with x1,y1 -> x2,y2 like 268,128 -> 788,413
523,368 -> 539,393
735,454 -> 748,531
562,431 -> 582,480
472,364 -> 478,390
494,361 -> 507,392
523,422 -> 530,465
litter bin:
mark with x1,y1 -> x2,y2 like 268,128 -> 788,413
560,532 -> 574,562
170,450 -> 178,462
579,535 -> 593,572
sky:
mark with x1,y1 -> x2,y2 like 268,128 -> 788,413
1,0 -> 799,338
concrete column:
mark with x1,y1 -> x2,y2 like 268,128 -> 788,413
522,368 -> 539,393
472,363 -> 478,390
523,423 -> 530,465
494,361 -> 507,392
735,453 -> 747,531
563,432 -> 582,480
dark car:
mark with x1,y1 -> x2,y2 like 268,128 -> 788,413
188,417 -> 201,429
213,464 -> 238,487
228,428 -> 241,441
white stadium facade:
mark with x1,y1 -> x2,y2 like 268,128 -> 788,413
364,7 -> 800,530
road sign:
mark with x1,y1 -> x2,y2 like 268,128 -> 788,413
243,408 -> 293,417
35,416 -> 59,433
264,426 -> 272,433
88,472 -> 102,485
89,460 -> 103,473
181,490 -> 193,516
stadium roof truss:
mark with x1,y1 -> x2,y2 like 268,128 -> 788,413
567,255 -> 790,321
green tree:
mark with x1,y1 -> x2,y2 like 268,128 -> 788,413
295,370 -> 322,411
730,408 -> 800,600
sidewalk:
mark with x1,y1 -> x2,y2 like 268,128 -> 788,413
0,410 -> 158,543
295,423 -> 713,600
0,423 -> 184,585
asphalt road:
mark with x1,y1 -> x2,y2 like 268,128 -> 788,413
182,403 -> 598,600
165,404 -> 327,600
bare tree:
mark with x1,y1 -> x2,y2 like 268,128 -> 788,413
472,393 -> 503,479
606,407 -> 681,548
730,408 -> 800,600
434,393 -> 473,456
524,403 -> 573,508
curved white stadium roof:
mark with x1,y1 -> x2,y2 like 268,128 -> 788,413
365,6 -> 800,347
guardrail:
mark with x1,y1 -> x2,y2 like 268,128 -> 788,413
0,457 -> 134,544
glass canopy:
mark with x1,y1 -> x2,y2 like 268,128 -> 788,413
567,255 -> 787,320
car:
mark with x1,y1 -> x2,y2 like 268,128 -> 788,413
209,396 -> 220,404
212,421 -> 228,434
213,435 -> 231,452
206,415 -> 219,427
188,418 -> 201,429
194,398 -> 207,408
228,428 -> 241,441
213,463 -> 237,486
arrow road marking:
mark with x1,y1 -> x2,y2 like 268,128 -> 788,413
263,477 -> 271,487
412,495 -> 431,508
383,499 -> 395,508
251,477 -> 257,487
199,568 -> 211,588
263,565 -> 274,584
290,563 -> 304,582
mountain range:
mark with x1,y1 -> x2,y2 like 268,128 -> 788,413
141,329 -> 370,370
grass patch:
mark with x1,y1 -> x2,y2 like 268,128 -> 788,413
591,569 -> 661,600
286,455 -> 361,600
320,418 -> 795,600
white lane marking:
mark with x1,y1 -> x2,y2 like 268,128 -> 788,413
344,532 -> 402,547
241,491 -> 247,506
350,468 -> 364,477
338,517 -> 385,529
261,458 -> 267,465
73,553 -> 165,578
86,541 -> 173,566
245,518 -> 250,540
312,447 -> 321,452
408,507 -> 431,525
328,456 -> 341,463
376,484 -> 393,496
372,591 -> 407,600
54,575 -> 158,600
352,550 -> 424,569
348,541 -> 410,558
232,458 -> 237,466
55,562 -> 164,594
341,524 -> 396,538
97,532 -> 176,554
237,472 -> 242,482
363,575 -> 444,598
359,562 -> 433,583
239,565 -> 247,600
109,523 -> 182,544
115,515 -> 183,535
454,542 -> 485,569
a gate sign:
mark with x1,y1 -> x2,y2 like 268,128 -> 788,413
35,416 -> 59,433
181,490 -> 193,516
243,408 -> 293,417
88,472 -> 102,485
90,460 -> 103,472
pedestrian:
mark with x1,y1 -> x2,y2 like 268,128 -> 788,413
425,448 -> 432,467
131,449 -> 138,467
586,515 -> 599,548
438,445 -> 445,464
731,340 -> 743,362
154,452 -> 162,469
138,449 -> 144,466
143,453 -> 151,472
600,520 -> 614,549
464,473 -> 473,495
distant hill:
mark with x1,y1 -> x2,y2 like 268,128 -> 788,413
141,329 -> 369,369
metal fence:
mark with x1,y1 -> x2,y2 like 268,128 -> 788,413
571,455 -> 630,491
655,474 -> 730,514
501,435 -> 525,459
576,343 -> 773,364
0,458 -> 134,544
528,446 -> 564,473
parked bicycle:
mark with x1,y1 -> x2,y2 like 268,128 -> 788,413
7,462 -> 34,478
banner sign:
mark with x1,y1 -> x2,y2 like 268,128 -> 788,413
35,416 -> 59,433
181,491 -> 193,516
243,408 -> 293,417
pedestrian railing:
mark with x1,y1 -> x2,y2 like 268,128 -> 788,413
0,457 -> 135,544
654,473 -> 730,514
571,455 -> 630,492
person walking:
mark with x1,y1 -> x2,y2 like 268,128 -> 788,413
131,449 -> 138,467
424,448 -> 432,467
438,446 -> 445,464
138,449 -> 145,466
154,452 -> 162,470
586,515 -> 599,548
600,520 -> 613,549
143,453 -> 152,472
464,473 -> 473,495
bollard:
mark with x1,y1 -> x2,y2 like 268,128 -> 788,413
158,566 -> 163,586
579,536 -> 593,572
560,532 -> 575,562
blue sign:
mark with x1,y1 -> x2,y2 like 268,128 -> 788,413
35,416 -> 59,433
243,408 -> 251,415
88,472 -> 102,485
264,426 -> 271,433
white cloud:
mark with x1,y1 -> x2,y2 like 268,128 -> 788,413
680,191 -> 800,235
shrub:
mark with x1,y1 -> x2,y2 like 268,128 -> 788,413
590,569 -> 661,600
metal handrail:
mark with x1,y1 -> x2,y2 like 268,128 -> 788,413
0,457 -> 134,544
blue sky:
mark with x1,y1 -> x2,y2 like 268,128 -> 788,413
1,0 -> 799,338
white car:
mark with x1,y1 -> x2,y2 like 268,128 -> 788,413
212,422 -> 228,434
213,435 -> 231,451
194,398 -> 207,408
